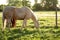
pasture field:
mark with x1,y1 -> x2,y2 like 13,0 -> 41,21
0,11 -> 60,40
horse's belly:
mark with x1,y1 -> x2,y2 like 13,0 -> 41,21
15,13 -> 25,20
17,17 -> 24,20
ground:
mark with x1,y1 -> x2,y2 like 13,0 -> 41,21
0,11 -> 60,40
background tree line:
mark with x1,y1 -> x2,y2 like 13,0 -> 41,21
0,0 -> 60,11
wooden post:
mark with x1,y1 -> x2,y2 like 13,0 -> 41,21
55,6 -> 58,28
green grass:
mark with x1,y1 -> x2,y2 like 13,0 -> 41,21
0,11 -> 60,40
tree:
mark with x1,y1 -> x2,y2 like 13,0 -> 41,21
41,0 -> 58,11
32,3 -> 43,11
8,0 -> 22,7
22,0 -> 31,7
34,0 -> 38,4
0,5 -> 6,12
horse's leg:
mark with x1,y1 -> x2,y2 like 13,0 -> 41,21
21,19 -> 27,28
31,15 -> 39,28
2,19 -> 7,31
11,18 -> 16,27
7,19 -> 11,30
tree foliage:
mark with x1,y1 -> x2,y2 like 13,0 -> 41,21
22,0 -> 31,7
32,3 -> 43,11
8,0 -> 22,7
41,0 -> 58,11
0,5 -> 6,12
8,0 -> 31,8
0,0 -> 59,12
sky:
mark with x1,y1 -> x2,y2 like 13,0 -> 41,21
0,0 -> 8,5
29,0 -> 41,6
0,0 -> 60,6
58,0 -> 60,4
0,0 -> 41,5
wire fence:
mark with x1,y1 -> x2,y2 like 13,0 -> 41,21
35,11 -> 60,27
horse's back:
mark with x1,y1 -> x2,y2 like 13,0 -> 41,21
15,6 -> 32,19
3,6 -> 35,19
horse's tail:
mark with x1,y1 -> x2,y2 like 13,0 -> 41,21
11,18 -> 16,27
2,18 -> 7,31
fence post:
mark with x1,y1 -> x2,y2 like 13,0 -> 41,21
55,6 -> 58,28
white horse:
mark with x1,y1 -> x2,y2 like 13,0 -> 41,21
2,6 -> 39,31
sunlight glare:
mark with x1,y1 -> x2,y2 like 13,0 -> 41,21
0,0 -> 8,5
29,0 -> 35,6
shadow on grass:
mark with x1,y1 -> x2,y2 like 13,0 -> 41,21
0,26 -> 60,40
7,28 -> 39,40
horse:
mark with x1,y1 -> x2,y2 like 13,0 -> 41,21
2,6 -> 39,31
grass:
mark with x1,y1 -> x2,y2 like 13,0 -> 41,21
0,11 -> 60,40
